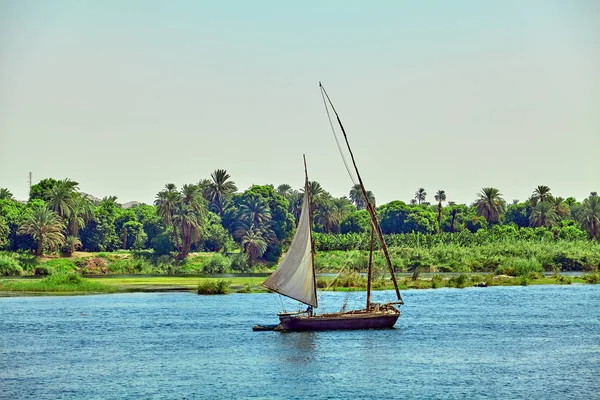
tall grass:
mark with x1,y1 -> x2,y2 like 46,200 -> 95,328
0,273 -> 116,293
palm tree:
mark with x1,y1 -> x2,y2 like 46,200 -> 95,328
578,193 -> 600,240
349,184 -> 375,210
155,184 -> 207,259
198,179 -> 211,198
173,202 -> 203,259
206,169 -> 237,216
101,196 -> 119,205
450,207 -> 459,233
334,198 -> 353,230
18,206 -> 65,256
409,199 -> 417,205
302,181 -> 326,215
64,235 -> 82,256
241,227 -> 268,266
564,197 -> 577,207
0,188 -> 14,200
67,194 -> 93,236
551,197 -> 570,219
287,190 -> 303,223
239,196 -> 271,227
434,190 -> 446,232
349,184 -> 364,209
276,184 -> 292,198
178,184 -> 206,258
181,184 -> 204,213
155,184 -> 182,252
414,188 -> 427,204
529,201 -> 558,228
313,196 -> 343,233
530,185 -> 553,206
46,179 -> 78,219
474,187 -> 506,224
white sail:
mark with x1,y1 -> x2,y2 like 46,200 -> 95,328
262,188 -> 317,307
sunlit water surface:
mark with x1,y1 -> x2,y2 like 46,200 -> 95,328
1,285 -> 599,399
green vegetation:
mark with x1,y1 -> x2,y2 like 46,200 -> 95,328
197,279 -> 231,295
0,250 -> 263,277
0,271 -> 596,297
312,239 -> 599,275
17,205 -> 65,256
316,270 -> 597,292
0,175 -> 598,294
0,253 -> 23,276
0,273 -> 116,294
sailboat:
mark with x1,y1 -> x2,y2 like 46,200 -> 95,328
256,83 -> 404,332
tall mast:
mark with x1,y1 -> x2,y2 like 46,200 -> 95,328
366,224 -> 374,310
319,82 -> 403,303
304,154 -> 318,308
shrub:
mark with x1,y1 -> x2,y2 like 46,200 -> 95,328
528,271 -> 543,280
316,277 -> 328,288
45,272 -> 82,285
106,258 -> 151,274
513,258 -> 543,277
197,279 -> 231,294
553,251 -> 587,271
518,276 -> 529,286
583,273 -> 600,284
40,259 -> 78,275
448,273 -> 469,288
229,252 -> 249,272
411,267 -> 422,281
61,236 -> 82,257
202,254 -> 231,274
555,274 -> 572,285
262,244 -> 282,263
0,254 -> 23,276
371,277 -> 388,290
495,265 -> 515,276
237,284 -> 252,293
335,271 -> 366,288
33,264 -> 51,275
150,233 -> 174,256
431,274 -> 443,289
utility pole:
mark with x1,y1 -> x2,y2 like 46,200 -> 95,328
28,172 -> 32,193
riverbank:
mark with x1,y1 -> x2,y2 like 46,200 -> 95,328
1,272 -> 598,297
3,238 -> 600,279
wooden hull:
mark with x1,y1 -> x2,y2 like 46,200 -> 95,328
275,309 -> 400,332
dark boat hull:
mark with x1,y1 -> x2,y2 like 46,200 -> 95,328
275,310 -> 400,331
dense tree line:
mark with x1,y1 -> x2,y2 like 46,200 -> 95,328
0,174 -> 598,264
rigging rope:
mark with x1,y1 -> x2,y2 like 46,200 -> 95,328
278,293 -> 286,312
320,85 -> 357,186
316,238 -> 368,311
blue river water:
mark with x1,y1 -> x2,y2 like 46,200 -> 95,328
1,285 -> 599,399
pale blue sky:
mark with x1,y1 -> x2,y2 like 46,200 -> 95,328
1,1 -> 598,205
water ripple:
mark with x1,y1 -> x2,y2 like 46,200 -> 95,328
1,286 -> 599,399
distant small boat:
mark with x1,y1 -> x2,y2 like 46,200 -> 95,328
474,282 -> 488,287
256,83 -> 403,332
252,324 -> 278,331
